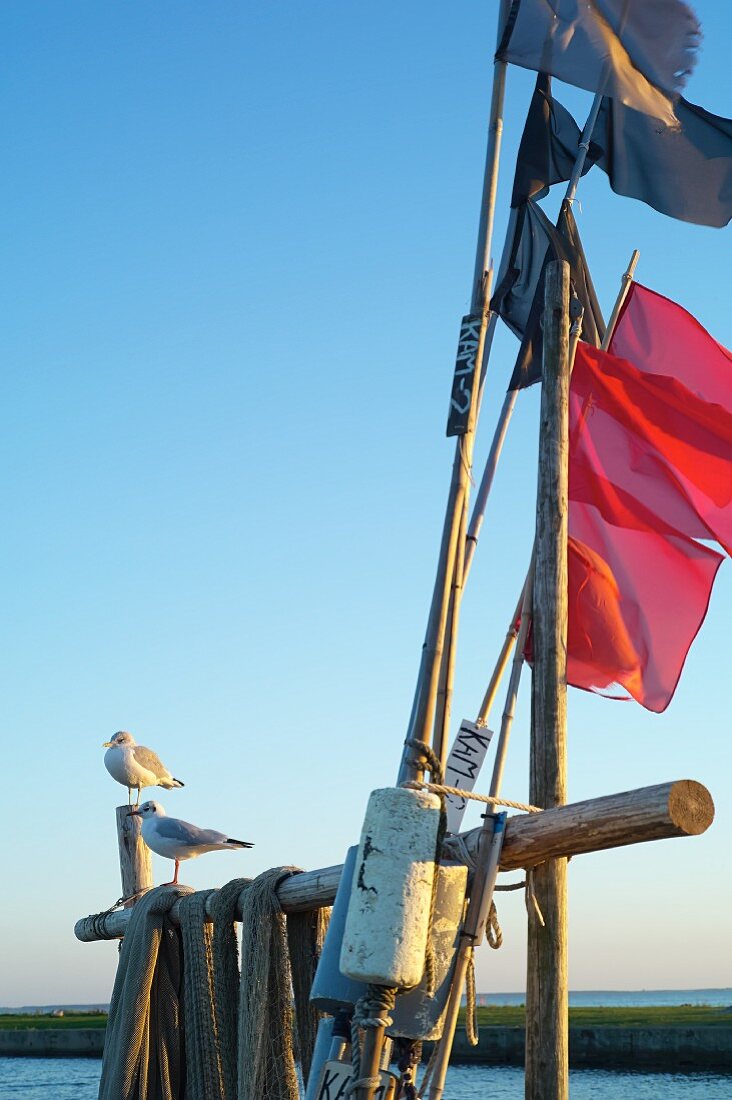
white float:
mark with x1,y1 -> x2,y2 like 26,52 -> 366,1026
340,786 -> 442,989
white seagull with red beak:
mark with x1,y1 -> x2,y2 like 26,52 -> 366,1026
129,801 -> 254,884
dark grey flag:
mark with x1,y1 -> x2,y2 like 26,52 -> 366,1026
596,96 -> 732,228
491,200 -> 605,391
514,76 -> 732,229
498,0 -> 701,127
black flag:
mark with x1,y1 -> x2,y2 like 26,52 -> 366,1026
491,200 -> 605,391
511,75 -> 603,208
498,0 -> 700,128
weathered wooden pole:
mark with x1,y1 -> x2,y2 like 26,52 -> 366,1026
76,780 -> 714,940
526,259 -> 571,1100
115,805 -> 153,906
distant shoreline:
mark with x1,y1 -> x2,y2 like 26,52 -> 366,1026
3,989 -> 730,1015
1,1007 -> 731,1070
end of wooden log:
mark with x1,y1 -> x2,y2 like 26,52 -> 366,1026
449,779 -> 715,872
667,779 -> 714,836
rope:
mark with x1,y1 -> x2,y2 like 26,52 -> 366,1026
237,867 -> 302,1100
403,739 -> 444,786
98,884 -> 192,1100
464,949 -> 479,1047
402,779 -> 542,814
348,985 -> 397,1096
179,889 -> 221,1100
287,904 -> 331,1085
486,900 -> 503,950
418,1039 -> 440,1098
210,878 -> 252,1100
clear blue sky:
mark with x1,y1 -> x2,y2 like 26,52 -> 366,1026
0,1 -> 730,1006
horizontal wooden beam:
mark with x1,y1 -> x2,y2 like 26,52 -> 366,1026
452,779 -> 714,871
74,779 -> 712,942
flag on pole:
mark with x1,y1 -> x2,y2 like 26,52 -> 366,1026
596,96 -> 732,227
511,75 -> 602,207
512,76 -> 732,228
565,287 -> 732,710
492,200 -> 604,390
498,0 -> 701,127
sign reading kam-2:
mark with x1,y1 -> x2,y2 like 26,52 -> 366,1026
443,720 -> 494,833
446,313 -> 482,436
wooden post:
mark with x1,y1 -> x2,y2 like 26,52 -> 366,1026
115,805 -> 153,905
526,260 -> 571,1100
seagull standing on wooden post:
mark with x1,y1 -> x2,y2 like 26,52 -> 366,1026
102,730 -> 185,806
129,800 -> 254,884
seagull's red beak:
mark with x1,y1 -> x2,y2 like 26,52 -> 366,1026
128,809 -> 142,817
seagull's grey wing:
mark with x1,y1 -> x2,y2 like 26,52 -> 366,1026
133,745 -> 169,775
156,817 -> 227,847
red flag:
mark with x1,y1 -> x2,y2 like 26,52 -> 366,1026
566,289 -> 732,711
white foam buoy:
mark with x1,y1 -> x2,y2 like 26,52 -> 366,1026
340,786 -> 442,989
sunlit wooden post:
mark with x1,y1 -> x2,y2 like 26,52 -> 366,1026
526,260 -> 570,1100
115,805 -> 153,906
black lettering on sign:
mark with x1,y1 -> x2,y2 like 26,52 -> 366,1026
455,727 -> 492,754
444,721 -> 495,832
446,756 -> 482,781
317,1064 -> 395,1100
317,1066 -> 349,1100
446,313 -> 482,437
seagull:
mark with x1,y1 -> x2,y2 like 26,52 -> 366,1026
102,731 -> 185,806
129,800 -> 254,884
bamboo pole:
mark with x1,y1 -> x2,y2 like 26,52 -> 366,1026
525,259 -> 571,1100
398,1 -> 511,785
475,587 -> 522,728
74,779 -> 714,942
488,564 -> 534,796
115,805 -> 153,907
602,250 -> 640,349
464,388 -> 519,582
564,92 -> 603,207
433,496 -> 469,767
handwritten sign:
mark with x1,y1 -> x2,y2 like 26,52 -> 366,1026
443,720 -> 494,833
315,1061 -> 397,1100
446,313 -> 482,436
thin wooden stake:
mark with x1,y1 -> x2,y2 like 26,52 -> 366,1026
525,259 -> 571,1100
115,805 -> 153,906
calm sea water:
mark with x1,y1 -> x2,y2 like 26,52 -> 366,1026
1,1059 -> 731,1099
477,988 -> 732,1008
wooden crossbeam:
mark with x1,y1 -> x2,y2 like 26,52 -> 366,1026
74,779 -> 713,942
